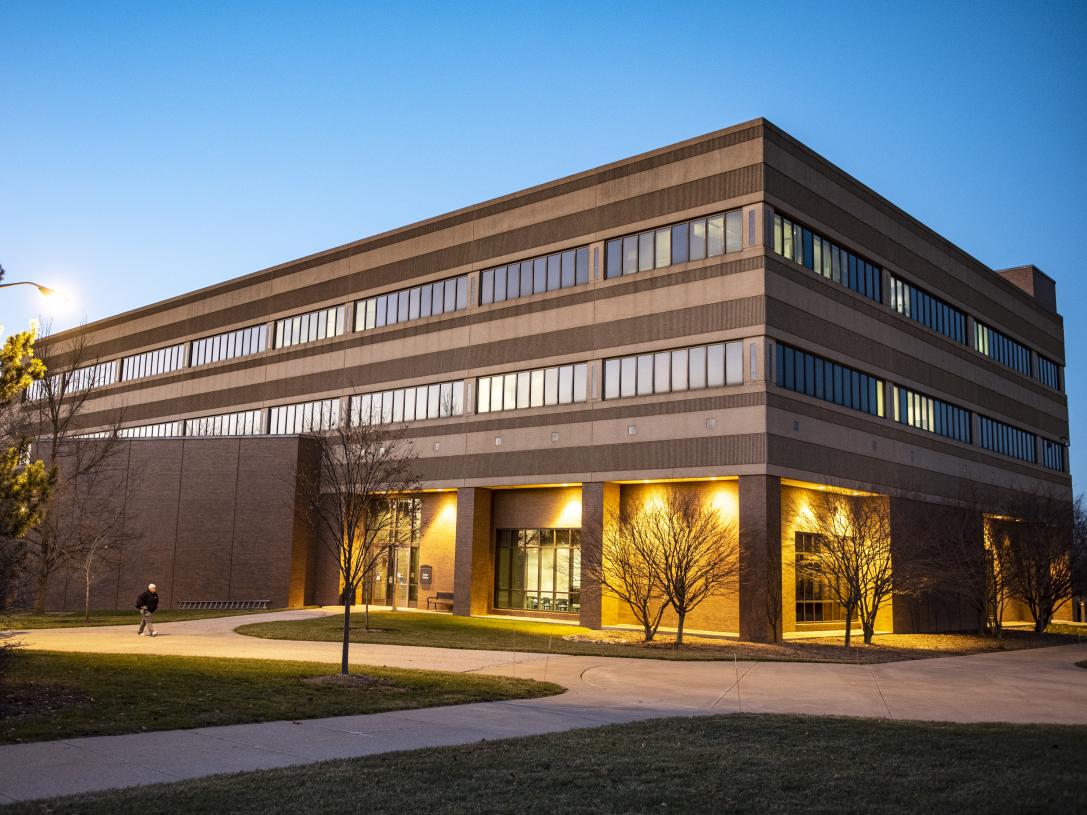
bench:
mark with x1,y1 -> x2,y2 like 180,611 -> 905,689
426,592 -> 455,610
177,599 -> 270,610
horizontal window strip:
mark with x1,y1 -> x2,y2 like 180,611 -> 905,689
605,209 -> 742,279
355,275 -> 468,332
603,341 -> 742,400
269,399 -> 340,435
974,321 -> 1031,376
478,364 -> 587,414
481,246 -> 589,305
350,381 -> 464,425
1036,354 -> 1061,390
774,342 -> 884,418
121,345 -> 185,382
274,305 -> 345,350
119,421 -> 183,438
1041,438 -> 1065,472
191,325 -> 267,367
891,385 -> 971,444
27,361 -> 118,400
888,274 -> 967,345
772,212 -> 882,303
185,409 -> 265,437
977,414 -> 1035,463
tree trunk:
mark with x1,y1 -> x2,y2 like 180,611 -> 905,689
1034,610 -> 1049,635
84,570 -> 92,622
843,608 -> 853,648
340,583 -> 352,676
675,613 -> 685,647
34,559 -> 49,615
862,618 -> 875,645
390,549 -> 398,612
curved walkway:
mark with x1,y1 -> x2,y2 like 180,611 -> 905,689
2,610 -> 1085,804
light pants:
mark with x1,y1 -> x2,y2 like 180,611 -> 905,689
138,609 -> 155,635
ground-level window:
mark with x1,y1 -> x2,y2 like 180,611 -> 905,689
494,528 -> 581,613
795,532 -> 846,623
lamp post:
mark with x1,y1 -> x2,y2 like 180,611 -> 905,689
0,265 -> 61,298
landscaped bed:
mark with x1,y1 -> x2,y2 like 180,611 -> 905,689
13,713 -> 1085,814
0,651 -> 562,743
236,610 -> 1085,663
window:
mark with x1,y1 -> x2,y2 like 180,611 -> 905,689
477,364 -> 587,413
274,305 -> 345,349
977,414 -> 1036,463
269,399 -> 340,434
356,275 -> 469,331
892,385 -> 972,444
604,209 -> 743,279
185,409 -> 265,437
493,528 -> 581,613
795,532 -> 847,623
27,360 -> 119,400
772,212 -> 882,303
1036,355 -> 1061,390
974,321 -> 1031,376
602,341 -> 743,399
887,274 -> 967,345
191,325 -> 267,367
774,343 -> 885,417
479,246 -> 589,306
350,381 -> 464,425
365,499 -> 422,604
121,344 -> 185,381
118,421 -> 183,438
1041,438 -> 1066,472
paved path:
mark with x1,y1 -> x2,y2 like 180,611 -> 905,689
3,610 -> 1085,804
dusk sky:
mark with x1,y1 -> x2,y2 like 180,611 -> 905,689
2,1 -> 1084,490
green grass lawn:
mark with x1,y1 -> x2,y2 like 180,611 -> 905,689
13,713 -> 1086,814
0,651 -> 561,744
3,608 -> 292,629
236,610 -> 1083,663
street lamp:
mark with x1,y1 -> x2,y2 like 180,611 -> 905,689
0,265 -> 63,299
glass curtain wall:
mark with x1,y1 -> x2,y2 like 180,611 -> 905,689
365,499 -> 421,606
794,532 -> 847,623
494,528 -> 581,613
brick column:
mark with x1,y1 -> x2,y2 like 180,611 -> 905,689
453,487 -> 492,617
738,475 -> 782,642
579,482 -> 619,629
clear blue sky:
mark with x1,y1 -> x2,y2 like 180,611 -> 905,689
2,1 -> 1084,491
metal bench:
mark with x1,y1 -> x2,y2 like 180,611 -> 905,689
425,591 -> 455,610
176,599 -> 270,610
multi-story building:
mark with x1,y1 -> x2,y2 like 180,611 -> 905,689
37,118 -> 1072,638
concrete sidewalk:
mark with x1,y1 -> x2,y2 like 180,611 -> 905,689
3,610 -> 1086,804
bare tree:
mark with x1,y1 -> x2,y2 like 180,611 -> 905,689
655,489 -> 740,646
793,490 -> 894,646
69,445 -> 140,620
583,504 -> 669,642
296,414 -> 419,676
983,525 -> 1014,637
994,491 -> 1077,635
24,323 -> 124,613
901,490 -> 991,635
584,488 -> 740,645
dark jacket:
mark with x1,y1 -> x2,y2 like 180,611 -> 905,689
136,590 -> 159,613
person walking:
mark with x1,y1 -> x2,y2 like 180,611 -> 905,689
136,583 -> 159,636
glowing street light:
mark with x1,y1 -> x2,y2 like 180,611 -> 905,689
0,265 -> 64,300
